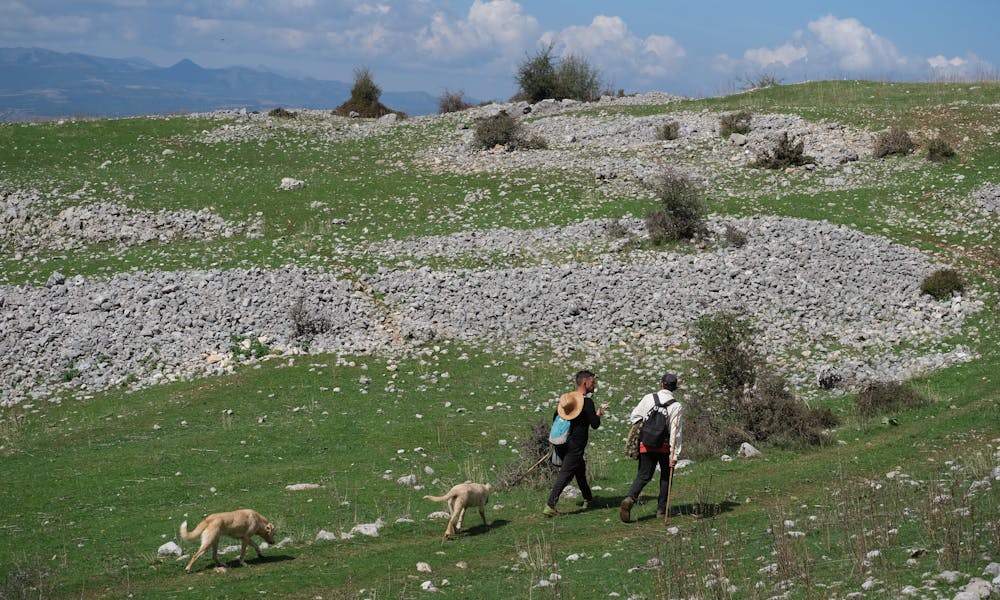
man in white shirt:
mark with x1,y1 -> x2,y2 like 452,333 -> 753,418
620,372 -> 683,522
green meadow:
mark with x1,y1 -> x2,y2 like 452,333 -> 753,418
1,81 -> 998,599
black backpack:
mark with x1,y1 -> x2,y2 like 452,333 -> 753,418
639,392 -> 675,448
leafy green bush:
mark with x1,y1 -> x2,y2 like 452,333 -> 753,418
230,334 -> 272,361
472,111 -> 547,150
752,132 -> 814,169
920,268 -> 964,299
268,107 -> 297,119
692,311 -> 759,403
926,137 -> 956,162
515,44 -> 604,103
854,381 -> 928,419
553,53 -> 602,102
873,127 -> 916,158
438,89 -> 473,114
719,109 -> 752,137
657,120 -> 680,141
644,170 -> 707,242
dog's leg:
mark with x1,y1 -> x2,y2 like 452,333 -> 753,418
238,539 -> 248,567
249,536 -> 264,558
479,502 -> 488,528
185,543 -> 209,573
454,499 -> 466,535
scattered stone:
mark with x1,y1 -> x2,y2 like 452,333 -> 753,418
157,541 -> 183,557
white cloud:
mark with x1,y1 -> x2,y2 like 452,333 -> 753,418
806,14 -> 904,71
543,15 -> 685,81
927,52 -> 997,81
744,42 -> 807,68
0,2 -> 91,35
417,0 -> 539,60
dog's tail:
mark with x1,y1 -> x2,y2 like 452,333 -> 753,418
422,493 -> 452,503
179,519 -> 205,542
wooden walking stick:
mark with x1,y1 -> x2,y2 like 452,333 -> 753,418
509,452 -> 551,487
663,463 -> 675,525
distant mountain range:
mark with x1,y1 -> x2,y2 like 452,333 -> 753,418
0,47 -> 440,121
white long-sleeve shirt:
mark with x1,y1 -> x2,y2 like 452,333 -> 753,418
629,390 -> 683,460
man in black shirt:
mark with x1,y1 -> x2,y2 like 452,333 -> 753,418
544,370 -> 601,516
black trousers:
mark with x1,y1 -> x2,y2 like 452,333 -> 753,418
626,451 -> 672,512
547,445 -> 592,507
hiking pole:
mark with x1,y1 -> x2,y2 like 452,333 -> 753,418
663,464 -> 675,525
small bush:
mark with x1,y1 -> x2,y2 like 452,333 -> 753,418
873,127 -> 916,158
230,334 -> 271,361
1,557 -> 51,599
472,110 -> 546,150
268,107 -> 297,119
515,44 -> 605,103
553,53 -> 602,102
742,372 -> 838,447
722,225 -> 748,248
752,132 -> 814,169
334,67 -> 399,118
644,170 -> 707,243
854,381 -> 928,419
719,109 -> 752,137
290,296 -> 332,338
692,311 -> 759,404
605,217 -> 629,239
739,72 -> 784,90
495,419 -> 558,490
926,137 -> 956,162
438,89 -> 473,114
657,120 -> 680,141
920,268 -> 964,299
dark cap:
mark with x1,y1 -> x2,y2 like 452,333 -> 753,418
660,372 -> 678,387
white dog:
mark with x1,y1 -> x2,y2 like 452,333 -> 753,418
423,482 -> 492,541
179,509 -> 275,572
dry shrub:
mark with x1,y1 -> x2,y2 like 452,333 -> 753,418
926,137 -> 956,162
495,419 -> 558,490
854,381 -> 928,419
719,109 -> 752,137
742,372 -> 838,447
1,557 -> 51,599
268,107 -> 297,118
920,268 -> 964,300
289,296 -> 331,338
874,127 -> 916,158
439,89 -> 473,114
752,132 -> 814,169
472,110 -> 547,150
722,225 -> 748,248
657,120 -> 680,141
334,67 -> 401,118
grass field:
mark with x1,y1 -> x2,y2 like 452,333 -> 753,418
1,81 -> 998,599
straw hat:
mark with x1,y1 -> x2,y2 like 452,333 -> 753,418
557,391 -> 584,420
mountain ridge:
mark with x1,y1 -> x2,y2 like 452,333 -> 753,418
0,46 -> 441,120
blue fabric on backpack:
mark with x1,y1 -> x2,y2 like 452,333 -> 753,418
548,415 -> 570,445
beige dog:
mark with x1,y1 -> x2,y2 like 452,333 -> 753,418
179,509 -> 275,572
423,482 -> 492,541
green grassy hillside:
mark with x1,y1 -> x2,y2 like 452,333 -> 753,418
1,81 -> 998,599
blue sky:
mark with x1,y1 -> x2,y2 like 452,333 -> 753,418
3,0 -> 998,100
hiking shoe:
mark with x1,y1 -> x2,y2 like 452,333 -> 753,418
543,505 -> 560,517
619,497 -> 634,523
656,510 -> 666,518
579,499 -> 592,510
